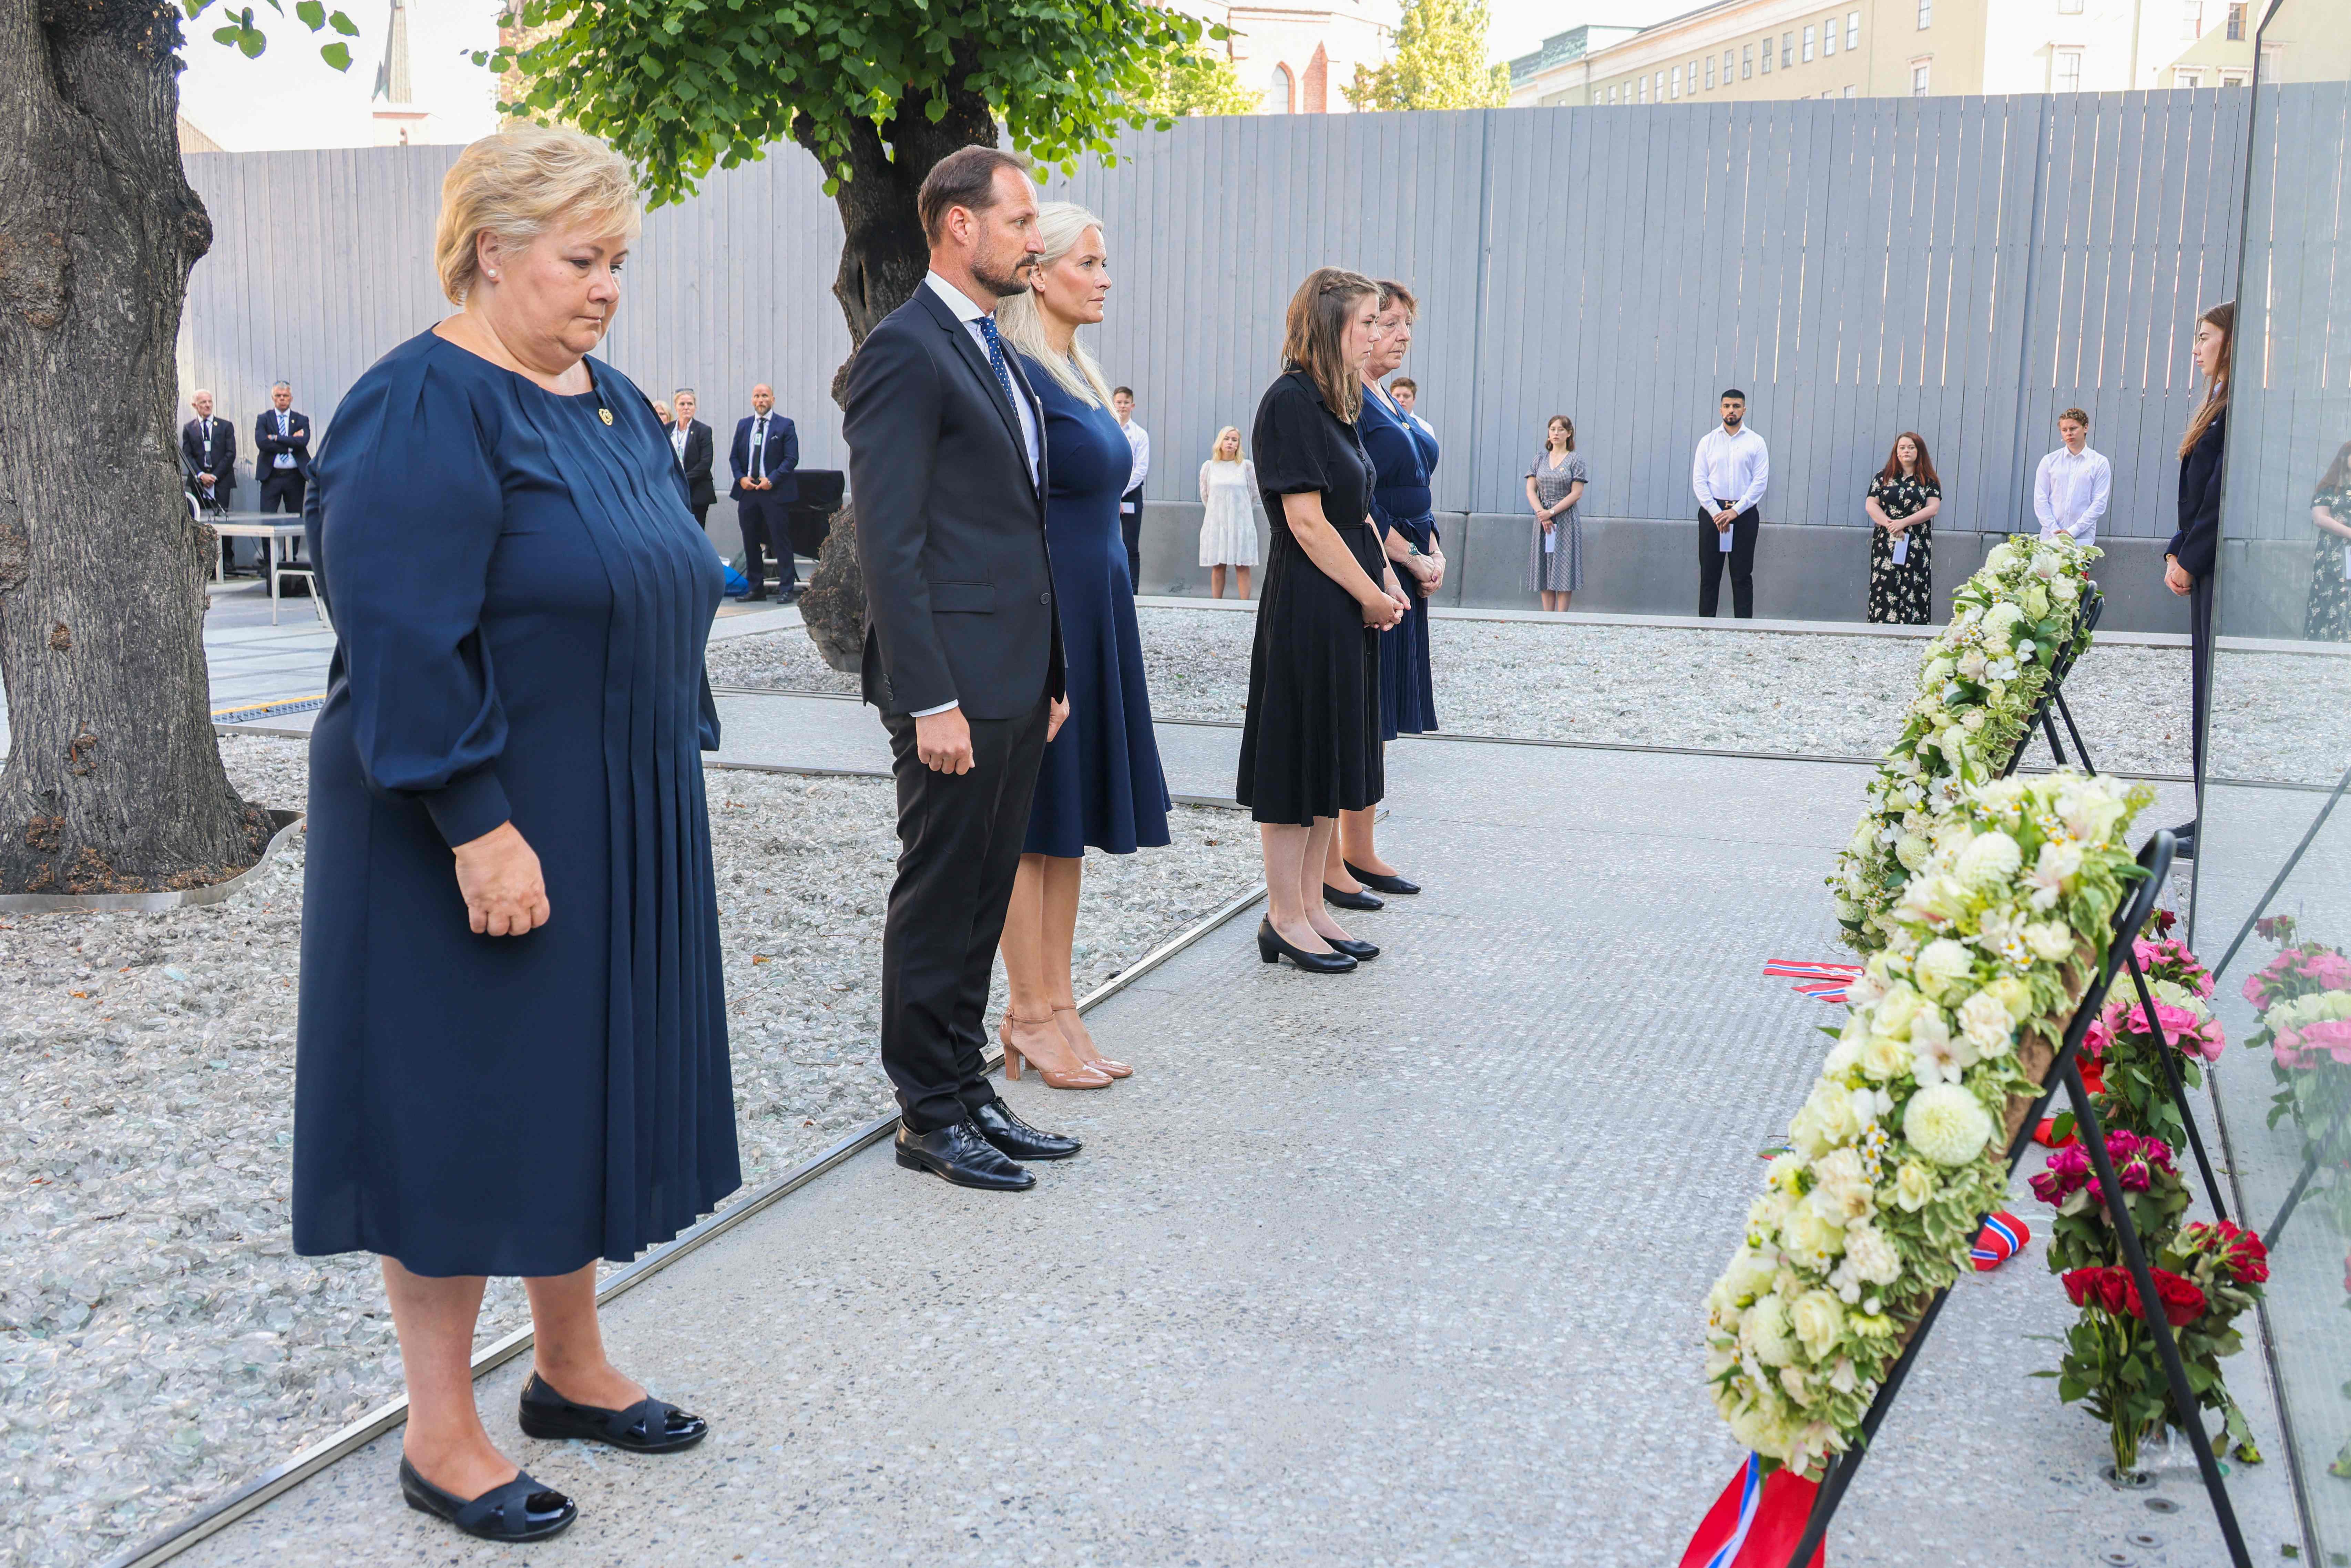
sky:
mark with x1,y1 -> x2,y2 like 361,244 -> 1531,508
175,0 -> 503,151
173,0 -> 1698,152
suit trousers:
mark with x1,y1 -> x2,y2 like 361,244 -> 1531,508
688,503 -> 710,532
737,492 -> 789,592
880,694 -> 1052,1132
2189,572 -> 2214,805
1120,488 -> 1144,593
260,472 -> 306,563
1697,504 -> 1760,619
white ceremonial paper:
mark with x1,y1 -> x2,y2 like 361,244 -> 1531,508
2341,540 -> 2350,582
1718,527 -> 1735,553
1544,528 -> 1557,554
1891,535 -> 1910,565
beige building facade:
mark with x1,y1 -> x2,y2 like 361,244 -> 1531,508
1185,0 -> 1397,112
1509,0 -> 2262,106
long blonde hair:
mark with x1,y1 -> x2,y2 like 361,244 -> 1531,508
1281,266 -> 1379,423
994,202 -> 1115,408
2178,300 -> 2234,460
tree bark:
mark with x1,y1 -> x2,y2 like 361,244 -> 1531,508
0,0 -> 262,891
791,73 -> 999,673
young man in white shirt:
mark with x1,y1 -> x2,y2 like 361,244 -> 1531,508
1112,386 -> 1148,593
2032,408 -> 2112,546
1691,388 -> 1769,618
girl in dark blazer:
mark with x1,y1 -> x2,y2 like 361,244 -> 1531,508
2165,299 -> 2232,854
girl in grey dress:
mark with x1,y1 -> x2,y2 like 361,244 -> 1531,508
1526,416 -> 1588,609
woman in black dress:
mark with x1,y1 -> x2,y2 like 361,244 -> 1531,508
298,126 -> 732,1543
2304,440 -> 2351,642
2165,300 -> 2233,854
1863,431 -> 1942,624
1238,268 -> 1411,972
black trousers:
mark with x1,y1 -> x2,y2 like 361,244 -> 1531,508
737,491 -> 792,593
880,695 -> 1052,1132
2189,571 -> 2214,808
688,502 -> 710,532
259,472 -> 306,568
1120,488 -> 1144,593
1697,504 -> 1760,618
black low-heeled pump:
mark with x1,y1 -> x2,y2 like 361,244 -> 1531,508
1322,882 -> 1384,911
398,1457 -> 576,1542
1345,861 -> 1420,895
518,1373 -> 710,1454
1257,919 -> 1358,973
1324,935 -> 1380,960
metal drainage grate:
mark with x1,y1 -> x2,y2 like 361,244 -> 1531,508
213,696 -> 326,724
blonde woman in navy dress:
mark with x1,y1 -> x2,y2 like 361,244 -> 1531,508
295,126 -> 733,1543
992,202 -> 1172,1081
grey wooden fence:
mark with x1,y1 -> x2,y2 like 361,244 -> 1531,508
185,89 -> 2285,542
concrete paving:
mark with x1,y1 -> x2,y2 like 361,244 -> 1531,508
161,734 -> 2294,1568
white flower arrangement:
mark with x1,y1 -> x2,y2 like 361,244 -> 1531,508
1831,535 -> 2101,954
1709,771 -> 2153,1479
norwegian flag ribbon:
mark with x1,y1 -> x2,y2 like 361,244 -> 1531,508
1971,1210 -> 2031,1271
1764,959 -> 1866,1005
1679,1452 -> 1826,1568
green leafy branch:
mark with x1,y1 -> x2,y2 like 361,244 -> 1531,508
182,0 -> 362,71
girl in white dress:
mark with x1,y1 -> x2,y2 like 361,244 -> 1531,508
1197,425 -> 1260,599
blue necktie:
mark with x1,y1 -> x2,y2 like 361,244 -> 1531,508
976,316 -> 1019,409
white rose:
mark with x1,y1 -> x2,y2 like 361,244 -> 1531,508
2024,921 -> 2076,962
1958,831 -> 2024,888
1782,1205 -> 1846,1263
1984,543 -> 2018,574
2053,576 -> 2080,603
1957,649 -> 1989,681
1790,1288 -> 1846,1360
2019,583 -> 2051,621
1958,989 -> 2015,1054
1891,1160 -> 1936,1212
1859,1032 -> 1913,1082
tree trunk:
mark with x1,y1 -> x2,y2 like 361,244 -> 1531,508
0,0 -> 262,891
792,77 -> 999,673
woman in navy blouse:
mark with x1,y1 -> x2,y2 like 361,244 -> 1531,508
2164,299 -> 2232,856
1323,280 -> 1443,907
992,202 -> 1172,1085
297,125 -> 735,1543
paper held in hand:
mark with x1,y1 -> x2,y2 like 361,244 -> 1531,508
1544,527 -> 1557,554
1719,524 -> 1735,553
1891,535 -> 1909,566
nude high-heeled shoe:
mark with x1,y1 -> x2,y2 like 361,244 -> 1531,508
1052,1005 -> 1132,1078
999,1011 -> 1111,1089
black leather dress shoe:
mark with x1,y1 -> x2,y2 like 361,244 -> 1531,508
399,1457 -> 576,1542
1346,861 -> 1420,895
895,1120 -> 1035,1190
971,1098 -> 1081,1161
517,1372 -> 708,1453
1324,935 -> 1380,961
1322,882 -> 1383,911
1256,918 -> 1357,973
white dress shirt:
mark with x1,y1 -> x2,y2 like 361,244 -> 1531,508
272,410 -> 296,469
1120,420 -> 1150,512
923,271 -> 1040,487
911,271 -> 1044,718
1692,424 -> 1770,514
671,422 -> 689,463
2033,444 -> 2112,545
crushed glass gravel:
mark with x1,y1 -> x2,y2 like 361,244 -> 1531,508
1,733 -> 1256,1564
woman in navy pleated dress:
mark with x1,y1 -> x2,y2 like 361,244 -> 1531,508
993,202 -> 1171,1086
1325,280 -> 1443,906
296,126 -> 734,1544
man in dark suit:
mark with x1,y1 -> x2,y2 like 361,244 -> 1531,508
844,144 -> 1072,1192
729,384 -> 798,599
182,390 -> 241,573
253,381 -> 313,515
668,388 -> 717,530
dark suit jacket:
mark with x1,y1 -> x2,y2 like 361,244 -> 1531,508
729,413 -> 799,504
253,408 -> 313,478
2167,407 -> 2226,581
672,419 -> 716,508
181,417 -> 237,504
844,285 -> 1065,720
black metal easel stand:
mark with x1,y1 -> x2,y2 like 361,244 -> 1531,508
2118,945 -> 2231,1223
2260,1093 -> 2351,1251
1782,833 -> 2252,1568
2002,587 -> 2104,783
2209,756 -> 2351,984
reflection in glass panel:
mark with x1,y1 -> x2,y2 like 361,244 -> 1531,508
2197,5 -> 2351,1559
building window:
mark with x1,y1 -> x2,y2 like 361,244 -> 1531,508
2182,0 -> 2201,40
1844,83 -> 1856,96
1743,43 -> 1755,76
1824,16 -> 1837,54
2054,47 -> 2082,92
1917,0 -> 1932,27
2174,67 -> 2203,87
1709,55 -> 1719,88
1760,37 -> 1773,71
1725,47 -> 1736,81
1266,63 -> 1293,112
1912,59 -> 1931,94
2226,2 -> 2246,38
1803,24 -> 1817,60
2220,68 -> 2250,86
1670,64 -> 1682,98
1848,11 -> 1861,47
1782,32 -> 1795,66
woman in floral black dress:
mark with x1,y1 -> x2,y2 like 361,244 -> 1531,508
2304,439 -> 2351,642
1864,431 -> 1942,624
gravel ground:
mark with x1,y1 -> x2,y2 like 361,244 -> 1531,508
708,607 -> 2347,783
1,734 -> 1257,1565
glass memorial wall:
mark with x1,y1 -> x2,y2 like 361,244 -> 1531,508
2198,4 -> 2351,1558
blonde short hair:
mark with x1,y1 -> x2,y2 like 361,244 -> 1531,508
434,123 -> 643,305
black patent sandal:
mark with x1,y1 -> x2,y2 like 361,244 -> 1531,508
518,1372 -> 710,1453
398,1456 -> 576,1542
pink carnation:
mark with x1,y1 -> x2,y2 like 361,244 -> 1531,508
2133,938 -> 2215,998
2275,1017 -> 2351,1070
2247,947 -> 2351,1011
2113,999 -> 2226,1063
